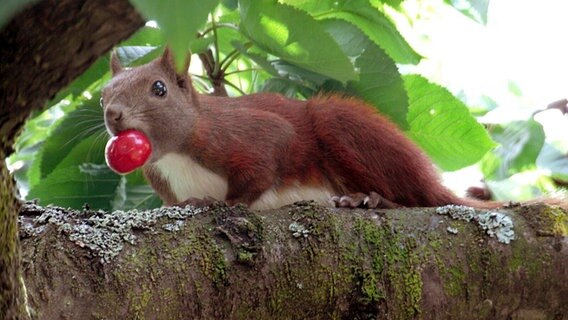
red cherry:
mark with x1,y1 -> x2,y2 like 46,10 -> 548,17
105,129 -> 152,174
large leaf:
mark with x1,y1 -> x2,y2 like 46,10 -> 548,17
37,95 -> 106,181
282,0 -> 421,64
444,0 -> 489,25
116,46 -> 160,66
231,41 -> 280,77
28,93 -> 162,210
120,25 -> 165,47
537,143 -> 568,183
379,0 -> 403,7
239,0 -> 357,82
481,120 -> 545,180
322,19 -> 408,128
112,171 -> 162,210
28,164 -> 120,210
129,0 -> 220,70
404,75 -> 496,171
261,78 -> 315,98
28,129 -> 160,210
350,45 -> 408,127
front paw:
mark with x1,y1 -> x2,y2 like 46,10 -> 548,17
172,196 -> 218,208
330,192 -> 402,209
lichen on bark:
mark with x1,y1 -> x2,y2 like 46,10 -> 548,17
16,201 -> 568,319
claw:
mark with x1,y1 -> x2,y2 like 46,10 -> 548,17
173,196 -> 216,208
330,191 -> 403,209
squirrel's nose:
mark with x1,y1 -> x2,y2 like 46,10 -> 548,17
104,104 -> 126,135
105,107 -> 123,124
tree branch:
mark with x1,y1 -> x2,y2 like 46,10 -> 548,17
18,202 -> 568,319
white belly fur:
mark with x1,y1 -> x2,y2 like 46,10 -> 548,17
154,153 -> 229,202
250,185 -> 334,210
154,153 -> 334,210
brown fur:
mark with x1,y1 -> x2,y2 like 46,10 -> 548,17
102,49 -> 561,210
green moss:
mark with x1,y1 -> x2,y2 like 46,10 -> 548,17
508,234 -> 547,279
541,206 -> 568,236
350,217 -> 423,319
211,203 -> 264,269
399,261 -> 423,318
430,238 -> 443,250
237,249 -> 255,264
239,204 -> 352,319
191,232 -> 228,288
519,204 -> 568,236
444,266 -> 465,297
128,285 -> 153,318
360,270 -> 383,303
100,223 -> 229,319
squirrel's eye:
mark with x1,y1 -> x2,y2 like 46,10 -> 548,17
99,96 -> 104,108
152,80 -> 167,97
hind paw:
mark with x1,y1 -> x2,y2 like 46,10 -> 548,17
330,192 -> 402,209
172,196 -> 218,208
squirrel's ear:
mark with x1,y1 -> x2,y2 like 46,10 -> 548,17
176,54 -> 192,90
160,47 -> 176,77
110,50 -> 123,75
160,47 -> 192,90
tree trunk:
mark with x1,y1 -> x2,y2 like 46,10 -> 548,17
0,0 -> 143,318
18,201 -> 568,319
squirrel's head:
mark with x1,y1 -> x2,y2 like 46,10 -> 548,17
102,48 -> 198,161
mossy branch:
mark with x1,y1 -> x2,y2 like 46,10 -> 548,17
18,201 -> 567,319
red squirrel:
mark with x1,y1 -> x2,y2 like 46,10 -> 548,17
101,48 -> 502,210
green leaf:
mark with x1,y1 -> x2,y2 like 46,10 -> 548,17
112,171 -> 162,210
404,74 -> 496,171
271,60 -> 330,87
222,0 -> 238,10
231,41 -> 280,77
190,37 -> 215,54
116,46 -> 160,66
350,45 -> 408,127
326,0 -> 421,64
129,0 -> 220,70
38,95 -> 106,180
508,80 -> 522,96
282,0 -> 421,64
444,0 -> 489,25
537,144 -> 568,183
261,78 -> 314,98
322,19 -> 408,128
120,26 -> 165,47
29,141 -> 160,210
28,164 -> 120,210
239,0 -> 357,82
481,120 -> 545,180
380,0 -> 403,7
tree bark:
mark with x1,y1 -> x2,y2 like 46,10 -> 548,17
18,201 -> 568,319
0,1 -> 144,318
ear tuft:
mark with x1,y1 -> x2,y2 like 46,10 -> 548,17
161,47 -> 193,91
160,47 -> 176,77
110,50 -> 123,75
